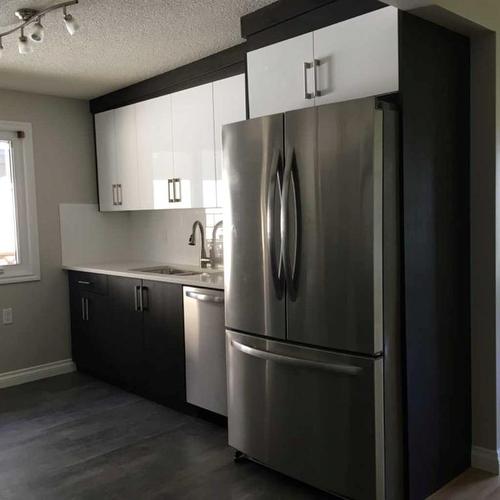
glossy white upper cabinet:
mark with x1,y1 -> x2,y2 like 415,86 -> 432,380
247,33 -> 314,118
213,74 -> 247,207
96,75 -> 247,211
247,6 -> 399,118
114,105 -> 140,210
136,95 -> 174,210
95,110 -> 117,211
314,7 -> 399,106
171,83 -> 216,208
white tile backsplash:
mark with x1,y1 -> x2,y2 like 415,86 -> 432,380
59,204 -> 223,267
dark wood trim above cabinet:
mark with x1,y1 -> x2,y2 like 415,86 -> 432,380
90,0 -> 387,115
90,43 -> 246,114
242,0 -> 386,51
241,0 -> 338,37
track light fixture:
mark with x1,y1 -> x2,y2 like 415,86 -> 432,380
0,1 -> 80,57
18,28 -> 32,54
63,6 -> 79,36
30,19 -> 44,43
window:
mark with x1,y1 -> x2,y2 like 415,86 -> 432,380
0,122 -> 39,284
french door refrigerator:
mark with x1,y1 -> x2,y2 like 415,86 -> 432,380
223,97 -> 403,500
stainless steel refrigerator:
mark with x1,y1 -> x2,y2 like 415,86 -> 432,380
223,97 -> 403,500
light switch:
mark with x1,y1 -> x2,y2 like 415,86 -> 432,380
3,308 -> 13,325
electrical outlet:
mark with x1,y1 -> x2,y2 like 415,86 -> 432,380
3,308 -> 13,325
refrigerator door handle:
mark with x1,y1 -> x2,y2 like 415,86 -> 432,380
230,339 -> 362,376
268,150 -> 284,299
281,149 -> 299,299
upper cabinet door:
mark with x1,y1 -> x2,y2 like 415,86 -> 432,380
247,33 -> 314,118
171,83 -> 216,208
95,110 -> 117,212
213,74 -> 247,208
114,104 -> 140,210
313,7 -> 399,106
136,95 -> 175,210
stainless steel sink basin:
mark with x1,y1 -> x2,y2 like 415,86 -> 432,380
131,266 -> 202,276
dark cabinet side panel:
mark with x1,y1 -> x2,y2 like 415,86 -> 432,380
399,12 -> 471,500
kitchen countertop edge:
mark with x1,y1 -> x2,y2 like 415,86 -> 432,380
62,262 -> 225,291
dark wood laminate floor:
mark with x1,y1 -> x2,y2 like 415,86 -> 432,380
0,373 -> 332,500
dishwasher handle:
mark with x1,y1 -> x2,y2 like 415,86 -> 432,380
186,290 -> 224,304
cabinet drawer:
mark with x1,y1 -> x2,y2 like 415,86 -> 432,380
69,271 -> 108,295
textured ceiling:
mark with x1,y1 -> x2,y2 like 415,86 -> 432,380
0,0 -> 275,99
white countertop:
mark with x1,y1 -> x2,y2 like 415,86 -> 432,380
63,261 -> 224,291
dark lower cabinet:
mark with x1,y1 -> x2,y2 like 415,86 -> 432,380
68,271 -> 186,407
69,272 -> 111,378
142,280 -> 185,406
107,276 -> 144,392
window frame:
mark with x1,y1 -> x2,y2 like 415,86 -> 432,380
0,121 -> 40,284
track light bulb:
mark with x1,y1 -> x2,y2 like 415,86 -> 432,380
63,11 -> 79,36
30,20 -> 44,43
18,32 -> 32,54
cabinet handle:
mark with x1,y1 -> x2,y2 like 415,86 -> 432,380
303,61 -> 314,100
141,286 -> 149,311
168,179 -> 174,203
112,184 -> 117,206
81,297 -> 89,321
117,184 -> 123,206
77,280 -> 92,286
313,59 -> 321,97
134,285 -> 140,312
173,178 -> 182,202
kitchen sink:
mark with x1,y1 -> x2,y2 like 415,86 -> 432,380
131,266 -> 202,276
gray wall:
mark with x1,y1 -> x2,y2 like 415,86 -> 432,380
0,89 -> 95,373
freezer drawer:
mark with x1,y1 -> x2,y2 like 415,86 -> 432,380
226,330 -> 385,500
184,287 -> 227,416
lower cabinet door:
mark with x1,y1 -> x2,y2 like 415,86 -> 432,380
142,281 -> 185,405
107,276 -> 144,390
69,288 -> 92,370
226,330 -> 385,500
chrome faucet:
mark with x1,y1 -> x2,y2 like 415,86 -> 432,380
188,220 -> 210,269
210,220 -> 223,269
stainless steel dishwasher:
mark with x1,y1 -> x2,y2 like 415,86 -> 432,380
183,286 -> 227,416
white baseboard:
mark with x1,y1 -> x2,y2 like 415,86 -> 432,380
0,359 -> 76,390
471,446 -> 500,475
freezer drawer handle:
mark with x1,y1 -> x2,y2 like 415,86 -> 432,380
231,340 -> 362,376
186,290 -> 224,304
